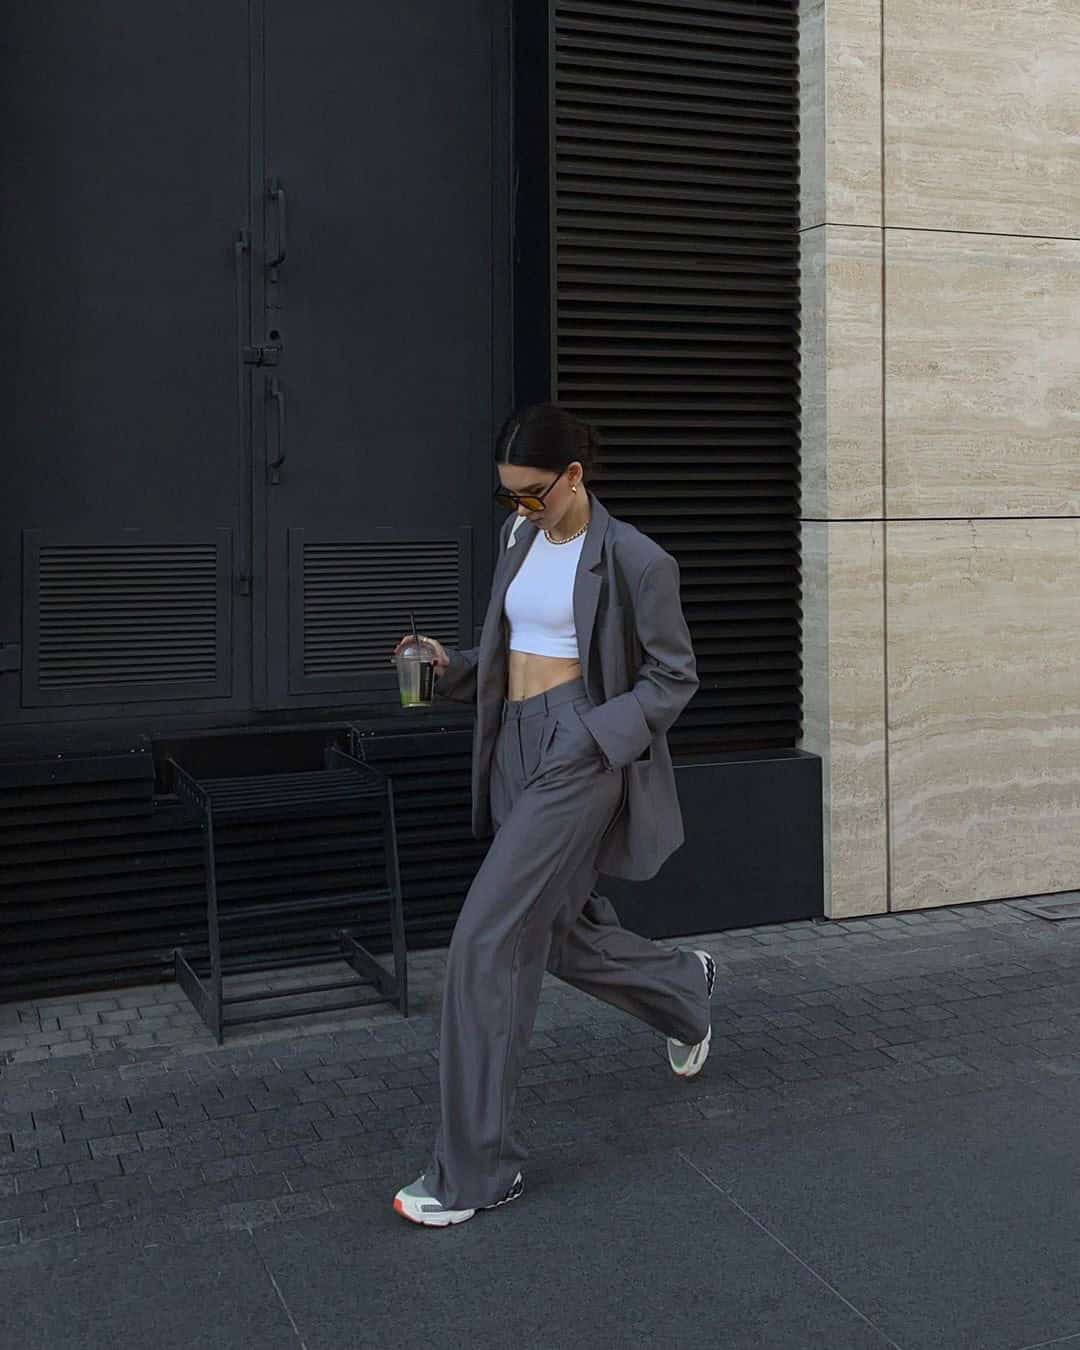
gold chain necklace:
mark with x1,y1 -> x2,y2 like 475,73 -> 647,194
545,513 -> 590,545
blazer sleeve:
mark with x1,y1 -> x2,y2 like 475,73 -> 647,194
579,552 -> 698,768
434,644 -> 480,704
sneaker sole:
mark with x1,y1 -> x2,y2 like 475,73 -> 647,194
393,1173 -> 524,1227
667,948 -> 715,1078
668,1023 -> 712,1078
394,1196 -> 476,1227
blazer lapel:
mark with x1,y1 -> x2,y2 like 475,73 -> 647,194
490,516 -> 537,618
573,493 -> 610,669
476,517 -> 537,699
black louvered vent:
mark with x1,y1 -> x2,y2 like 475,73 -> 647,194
291,532 -> 469,694
550,0 -> 801,752
23,533 -> 232,705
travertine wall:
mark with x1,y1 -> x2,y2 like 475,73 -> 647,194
799,0 -> 1080,915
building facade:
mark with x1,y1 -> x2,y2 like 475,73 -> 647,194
799,0 -> 1080,916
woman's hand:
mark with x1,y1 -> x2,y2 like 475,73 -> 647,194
391,634 -> 451,678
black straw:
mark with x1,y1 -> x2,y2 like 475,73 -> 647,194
410,610 -> 420,650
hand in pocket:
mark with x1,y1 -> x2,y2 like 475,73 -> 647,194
543,703 -> 601,768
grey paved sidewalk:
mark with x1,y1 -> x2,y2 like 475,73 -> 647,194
3,895 -> 1080,1349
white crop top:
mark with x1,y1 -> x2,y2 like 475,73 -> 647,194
504,530 -> 585,660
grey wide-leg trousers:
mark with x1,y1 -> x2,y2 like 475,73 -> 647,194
426,677 -> 712,1211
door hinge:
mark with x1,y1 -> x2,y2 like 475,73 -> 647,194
0,644 -> 21,672
242,345 -> 280,366
235,575 -> 251,597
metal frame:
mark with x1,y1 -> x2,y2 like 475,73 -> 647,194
168,732 -> 407,1043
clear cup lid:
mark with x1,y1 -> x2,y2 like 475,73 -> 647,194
398,638 -> 437,661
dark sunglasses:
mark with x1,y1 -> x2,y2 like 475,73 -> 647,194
493,469 -> 564,514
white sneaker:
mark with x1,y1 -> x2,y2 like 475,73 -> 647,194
393,1171 -> 524,1227
667,949 -> 716,1079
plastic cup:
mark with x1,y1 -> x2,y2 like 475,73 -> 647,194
395,638 -> 437,708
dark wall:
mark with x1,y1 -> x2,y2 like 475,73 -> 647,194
511,0 -> 553,407
0,0 -> 512,733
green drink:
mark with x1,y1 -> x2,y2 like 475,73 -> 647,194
395,637 -> 436,708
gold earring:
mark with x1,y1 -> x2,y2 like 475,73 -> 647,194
572,484 -> 578,494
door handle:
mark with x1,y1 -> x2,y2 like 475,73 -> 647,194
234,227 -> 251,400
234,228 -> 250,345
267,177 -> 287,279
267,376 -> 286,484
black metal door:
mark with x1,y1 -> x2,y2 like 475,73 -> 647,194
255,0 -> 503,708
0,2 -> 251,720
0,2 -> 507,730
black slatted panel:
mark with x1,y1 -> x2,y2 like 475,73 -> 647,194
302,540 -> 461,675
550,0 -> 801,752
288,532 -> 470,695
22,533 -> 232,706
38,545 -> 218,686
0,751 -> 160,995
0,733 -> 484,1002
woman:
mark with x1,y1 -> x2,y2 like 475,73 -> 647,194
391,402 -> 715,1227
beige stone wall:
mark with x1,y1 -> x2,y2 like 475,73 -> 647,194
799,0 -> 1080,915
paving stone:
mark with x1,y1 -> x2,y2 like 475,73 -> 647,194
88,1135 -> 138,1159
202,1095 -> 257,1119
250,1146 -> 304,1174
60,1118 -> 113,1144
367,1088 -> 421,1111
75,1201 -> 134,1231
199,1156 -> 255,1184
136,1127 -> 170,1149
67,1156 -> 123,1184
15,1165 -> 71,1194
274,1190 -> 332,1220
11,1124 -> 63,1151
156,1103 -> 209,1126
924,1056 -> 976,1075
0,1150 -> 40,1177
114,1111 -> 162,1134
20,1207 -> 78,1242
57,1013 -> 102,1029
297,1139 -> 354,1168
33,1138 -> 90,1168
229,1173 -> 292,1204
219,1199 -> 279,1229
115,1149 -> 178,1176
115,1034 -> 158,1050
51,1043 -> 97,1059
147,1167 -> 189,1195
94,1175 -> 152,1205
337,1076 -> 387,1096
279,1162 -> 349,1193
311,1112 -> 364,1141
0,1191 -> 45,1221
305,1065 -> 348,1083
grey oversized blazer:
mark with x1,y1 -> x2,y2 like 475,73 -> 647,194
436,493 -> 699,881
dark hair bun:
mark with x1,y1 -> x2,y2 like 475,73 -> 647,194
496,402 -> 600,478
